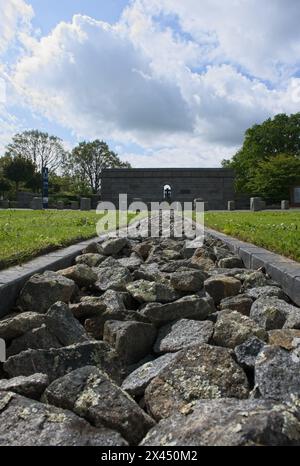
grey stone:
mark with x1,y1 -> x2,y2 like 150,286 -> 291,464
281,200 -> 289,210
133,263 -> 164,281
57,264 -> 97,288
95,266 -> 132,292
218,256 -> 244,268
228,200 -> 235,211
126,279 -> 179,303
213,246 -> 231,261
268,329 -> 300,350
0,391 -> 127,446
154,319 -> 214,353
243,271 -> 268,289
140,295 -> 214,326
96,256 -> 120,268
70,297 -> 107,320
204,275 -> 241,304
250,197 -> 265,212
3,341 -> 122,384
144,344 -> 249,420
101,237 -> 128,256
140,397 -> 300,446
255,345 -> 300,400
0,373 -> 49,399
170,270 -> 206,292
117,253 -> 143,271
7,324 -> 61,357
234,337 -> 266,370
245,285 -> 287,301
213,311 -> 267,349
250,297 -> 300,330
161,259 -> 205,273
219,294 -> 253,315
70,289 -> 126,320
80,197 -> 91,211
103,320 -> 157,364
75,253 -> 106,267
132,241 -> 153,260
84,308 -> 149,340
190,255 -> 216,271
82,242 -> 103,255
18,271 -> 76,313
121,353 -> 179,397
0,312 -> 45,341
43,366 -> 155,444
45,301 -> 88,346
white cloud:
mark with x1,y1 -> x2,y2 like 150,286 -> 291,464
13,15 -> 193,142
0,0 -> 33,54
125,0 -> 300,82
6,0 -> 300,166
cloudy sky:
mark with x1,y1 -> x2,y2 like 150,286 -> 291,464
1,0 -> 300,167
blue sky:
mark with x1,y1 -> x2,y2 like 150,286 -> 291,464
1,0 -> 300,167
29,0 -> 129,35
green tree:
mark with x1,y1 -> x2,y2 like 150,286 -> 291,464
222,113 -> 300,193
247,154 -> 300,201
66,140 -> 131,194
25,172 -> 42,193
0,177 -> 10,196
5,130 -> 66,173
3,157 -> 36,192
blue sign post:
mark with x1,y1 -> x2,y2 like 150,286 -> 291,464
42,167 -> 49,209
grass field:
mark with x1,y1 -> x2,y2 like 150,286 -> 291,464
0,210 -> 136,270
204,211 -> 300,262
0,209 -> 299,270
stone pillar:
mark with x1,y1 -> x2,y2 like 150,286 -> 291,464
228,200 -> 235,211
281,200 -> 289,210
30,197 -> 43,210
57,201 -> 64,210
250,197 -> 265,211
193,198 -> 209,211
80,198 -> 91,211
71,201 -> 79,210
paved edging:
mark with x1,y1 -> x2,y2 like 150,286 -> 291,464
0,236 -> 103,318
205,227 -> 300,306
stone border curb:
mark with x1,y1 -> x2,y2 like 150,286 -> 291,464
205,227 -> 300,306
0,236 -> 103,318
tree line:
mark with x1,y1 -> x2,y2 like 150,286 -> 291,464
0,131 -> 130,199
222,113 -> 300,201
1,113 -> 300,203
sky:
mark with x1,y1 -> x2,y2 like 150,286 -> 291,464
1,0 -> 300,168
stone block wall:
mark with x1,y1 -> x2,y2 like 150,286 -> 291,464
101,168 -> 236,210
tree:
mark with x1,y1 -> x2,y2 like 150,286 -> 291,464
247,154 -> 300,201
222,113 -> 300,193
0,178 -> 10,196
5,130 -> 66,173
25,172 -> 42,193
3,157 -> 36,192
66,140 -> 131,194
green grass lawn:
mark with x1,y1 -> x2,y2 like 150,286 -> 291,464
204,211 -> 300,262
1,209 -> 300,270
0,210 -> 136,270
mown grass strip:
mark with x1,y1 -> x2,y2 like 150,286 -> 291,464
203,211 -> 300,262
